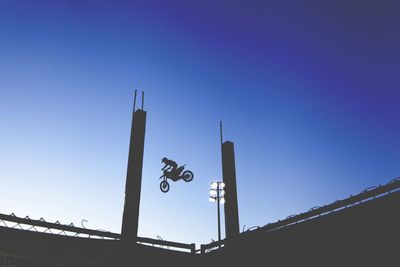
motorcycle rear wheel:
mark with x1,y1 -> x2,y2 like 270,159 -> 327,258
160,181 -> 170,193
182,170 -> 194,182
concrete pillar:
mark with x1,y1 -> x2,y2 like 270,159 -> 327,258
121,109 -> 147,242
222,141 -> 240,239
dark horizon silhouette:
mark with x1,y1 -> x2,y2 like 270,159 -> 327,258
1,1 -> 399,266
2,0 -> 399,246
0,97 -> 399,266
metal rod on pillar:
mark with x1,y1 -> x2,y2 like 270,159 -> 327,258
220,121 -> 223,146
133,90 -> 137,111
141,91 -> 144,110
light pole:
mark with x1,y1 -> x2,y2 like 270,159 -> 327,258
209,181 -> 225,244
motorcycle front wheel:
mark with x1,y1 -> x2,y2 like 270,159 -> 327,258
182,170 -> 194,182
160,181 -> 170,193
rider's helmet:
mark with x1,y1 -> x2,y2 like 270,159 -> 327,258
161,157 -> 168,163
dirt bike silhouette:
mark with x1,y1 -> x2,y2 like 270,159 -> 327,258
159,165 -> 194,193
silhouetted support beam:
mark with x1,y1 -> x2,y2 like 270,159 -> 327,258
222,141 -> 240,240
200,239 -> 225,253
121,109 -> 147,242
137,237 -> 196,253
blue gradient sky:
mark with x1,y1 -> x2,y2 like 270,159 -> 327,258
0,1 -> 399,245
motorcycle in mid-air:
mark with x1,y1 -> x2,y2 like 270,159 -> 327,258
159,165 -> 194,193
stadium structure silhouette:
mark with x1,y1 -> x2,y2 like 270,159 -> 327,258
1,93 -> 398,266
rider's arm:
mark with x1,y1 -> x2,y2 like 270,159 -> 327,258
162,164 -> 167,171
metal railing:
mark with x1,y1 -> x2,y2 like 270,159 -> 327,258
200,239 -> 225,254
0,214 -> 196,253
200,177 -> 400,254
257,177 -> 400,234
0,214 -> 119,239
137,237 -> 195,253
1,177 -> 398,255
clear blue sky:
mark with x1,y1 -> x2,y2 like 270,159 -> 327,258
0,1 -> 399,246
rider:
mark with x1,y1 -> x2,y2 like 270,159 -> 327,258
161,157 -> 179,181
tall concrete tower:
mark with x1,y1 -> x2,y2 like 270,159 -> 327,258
222,141 -> 240,239
121,95 -> 147,242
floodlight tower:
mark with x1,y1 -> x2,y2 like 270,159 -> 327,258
209,181 -> 226,243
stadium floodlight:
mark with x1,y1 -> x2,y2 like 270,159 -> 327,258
211,182 -> 218,190
210,190 -> 217,197
209,181 -> 226,245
